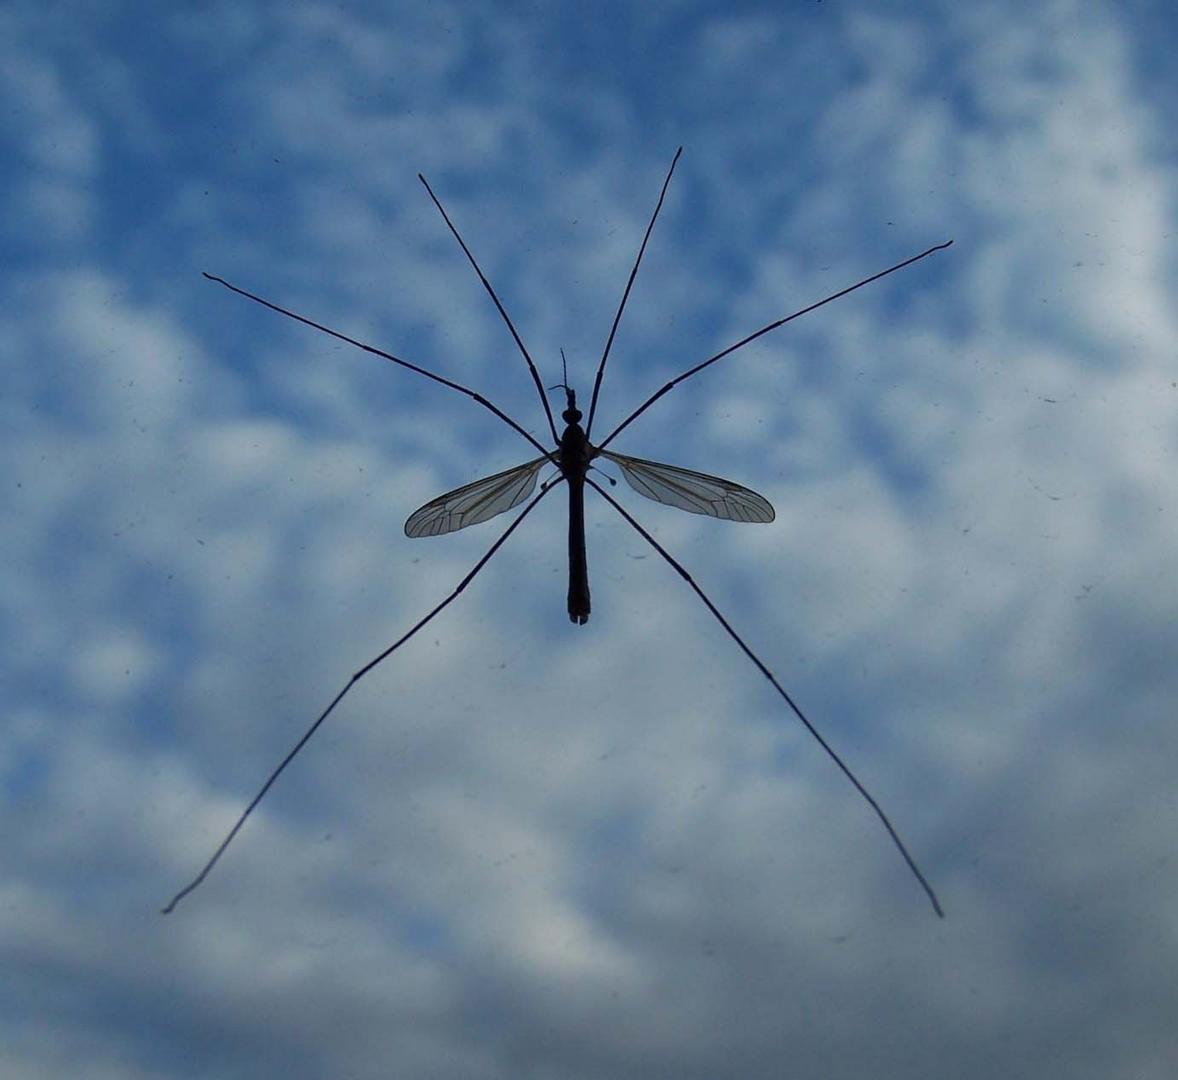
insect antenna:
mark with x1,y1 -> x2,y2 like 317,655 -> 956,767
587,476 -> 945,918
418,174 -> 560,444
595,239 -> 954,453
162,481 -> 561,914
202,273 -> 548,456
584,146 -> 683,439
546,348 -> 572,396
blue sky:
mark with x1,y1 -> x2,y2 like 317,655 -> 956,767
4,1 -> 1178,1076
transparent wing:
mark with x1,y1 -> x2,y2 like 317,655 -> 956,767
600,450 -> 775,523
405,457 -> 549,538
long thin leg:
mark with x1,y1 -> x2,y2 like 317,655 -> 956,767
584,147 -> 683,439
595,240 -> 953,454
162,481 -> 561,914
203,274 -> 550,458
418,175 -> 560,445
587,478 -> 944,918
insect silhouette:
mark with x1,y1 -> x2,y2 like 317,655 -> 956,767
164,148 -> 952,916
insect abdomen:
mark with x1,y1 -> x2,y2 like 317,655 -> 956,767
567,476 -> 590,624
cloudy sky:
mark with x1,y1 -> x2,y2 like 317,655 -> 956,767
4,1 -> 1178,1076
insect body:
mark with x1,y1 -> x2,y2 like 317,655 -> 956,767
558,389 -> 593,624
403,383 -> 774,624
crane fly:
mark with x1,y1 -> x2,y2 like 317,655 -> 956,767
165,148 -> 952,916
403,379 -> 774,622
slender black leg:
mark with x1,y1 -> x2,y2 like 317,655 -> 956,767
587,478 -> 944,918
203,274 -> 549,457
585,146 -> 683,438
595,240 -> 954,453
418,175 -> 560,444
162,482 -> 558,914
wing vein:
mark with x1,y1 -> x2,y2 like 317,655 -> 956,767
405,457 -> 551,538
600,451 -> 774,523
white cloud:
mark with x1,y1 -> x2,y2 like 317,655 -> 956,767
5,1 -> 1178,1077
